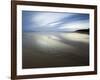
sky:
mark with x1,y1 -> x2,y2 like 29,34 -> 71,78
22,11 -> 89,32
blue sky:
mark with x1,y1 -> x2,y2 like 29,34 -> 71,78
22,11 -> 89,32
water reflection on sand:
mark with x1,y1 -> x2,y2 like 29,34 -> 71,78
22,32 -> 89,68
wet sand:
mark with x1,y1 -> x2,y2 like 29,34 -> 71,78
22,32 -> 89,69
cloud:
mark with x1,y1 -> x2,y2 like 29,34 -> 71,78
22,11 -> 89,32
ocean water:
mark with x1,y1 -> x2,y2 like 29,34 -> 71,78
22,32 -> 89,69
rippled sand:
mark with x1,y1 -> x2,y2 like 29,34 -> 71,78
22,32 -> 89,69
